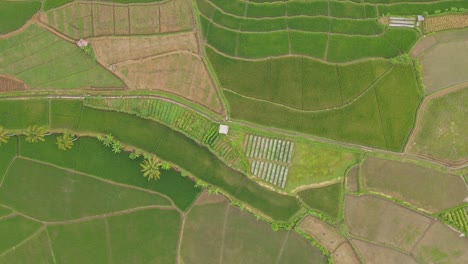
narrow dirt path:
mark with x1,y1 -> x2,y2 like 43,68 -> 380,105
0,226 -> 46,258
0,156 -> 18,187
275,230 -> 290,264
45,228 -> 58,264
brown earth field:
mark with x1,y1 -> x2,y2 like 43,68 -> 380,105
115,52 -> 224,114
414,28 -> 468,94
0,75 -> 27,92
91,33 -> 199,65
351,239 -> 419,264
181,199 -> 327,264
194,190 -> 227,205
361,157 -> 468,213
345,166 -> 359,193
413,222 -> 468,263
345,194 -> 433,253
40,0 -> 193,39
424,14 -> 468,33
297,215 -> 347,252
332,242 -> 360,264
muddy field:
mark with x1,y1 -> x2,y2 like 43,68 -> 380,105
361,157 -> 468,213
0,75 -> 27,92
345,194 -> 432,252
352,239 -> 419,264
40,0 -> 193,39
345,166 -> 359,193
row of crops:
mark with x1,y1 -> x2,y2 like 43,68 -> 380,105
246,135 -> 294,163
250,161 -> 289,188
83,97 -> 248,172
439,206 -> 468,235
244,135 -> 294,188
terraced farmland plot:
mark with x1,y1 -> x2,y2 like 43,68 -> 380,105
40,0 -> 193,39
245,134 -> 294,188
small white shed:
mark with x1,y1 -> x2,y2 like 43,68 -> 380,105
219,124 -> 229,135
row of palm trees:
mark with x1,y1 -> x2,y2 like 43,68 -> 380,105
0,126 -> 171,181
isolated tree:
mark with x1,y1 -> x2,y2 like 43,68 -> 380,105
160,161 -> 171,171
25,126 -> 48,143
0,126 -> 10,146
140,156 -> 161,181
56,132 -> 76,151
112,141 -> 123,154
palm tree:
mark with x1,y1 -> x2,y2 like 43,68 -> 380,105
160,161 -> 171,171
56,132 -> 75,151
129,149 -> 142,160
112,141 -> 123,154
25,126 -> 48,143
140,156 -> 161,181
0,126 -> 10,146
102,134 -> 114,147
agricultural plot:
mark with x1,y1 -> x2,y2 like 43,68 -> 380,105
245,134 -> 294,188
115,53 -> 224,114
222,61 -> 421,151
298,183 -> 343,221
332,243 -> 361,264
418,28 -> 468,93
181,197 -> 327,264
345,166 -> 359,193
345,194 -> 432,253
407,86 -> 467,164
0,24 -> 122,89
361,157 -> 468,213
438,206 -> 468,236
84,98 -> 245,171
198,0 -> 420,62
40,0 -> 193,39
424,13 -> 468,33
0,75 -> 26,92
351,239 -> 419,264
413,222 -> 468,263
287,141 -> 357,193
296,216 -> 347,253
0,0 -> 40,34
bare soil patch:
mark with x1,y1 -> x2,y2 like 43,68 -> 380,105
345,166 -> 359,193
331,242 -> 360,264
194,190 -> 227,206
92,33 -> 198,65
0,75 -> 27,92
297,215 -> 346,252
361,157 -> 468,213
159,0 -> 194,33
410,35 -> 437,58
345,194 -> 432,253
40,0 -> 194,39
424,14 -> 468,33
413,222 -> 468,263
352,239 -> 419,264
115,53 -> 224,113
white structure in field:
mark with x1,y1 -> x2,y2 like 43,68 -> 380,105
219,124 -> 229,135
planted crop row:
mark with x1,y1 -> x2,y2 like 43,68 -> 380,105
84,97 -> 248,172
439,207 -> 468,235
250,160 -> 288,188
246,135 -> 293,163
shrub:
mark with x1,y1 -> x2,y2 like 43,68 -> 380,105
434,10 -> 441,14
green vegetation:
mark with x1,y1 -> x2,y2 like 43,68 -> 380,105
19,136 -> 201,212
55,131 -> 76,151
42,0 -> 73,11
0,215 -> 42,254
438,206 -> 468,236
107,209 -> 181,264
84,97 -> 249,173
24,125 -> 48,143
0,25 -> 123,89
0,0 -> 40,34
298,183 -> 343,221
0,158 -> 171,221
0,99 -> 49,128
287,142 -> 357,192
0,232 -> 53,263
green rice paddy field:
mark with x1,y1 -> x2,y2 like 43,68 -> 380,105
0,0 -> 40,34
0,99 -> 302,222
0,133 -> 328,263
